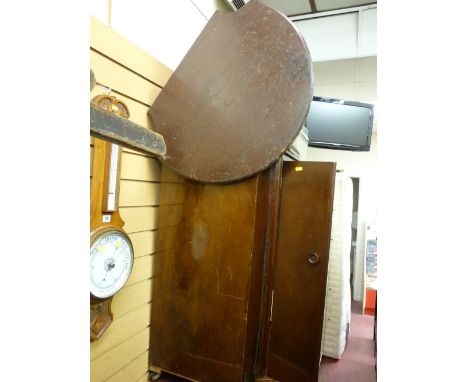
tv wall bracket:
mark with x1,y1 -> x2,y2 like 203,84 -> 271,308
90,0 -> 313,183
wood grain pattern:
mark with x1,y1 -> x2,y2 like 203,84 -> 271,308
158,183 -> 187,205
266,162 -> 336,382
161,165 -> 187,184
148,0 -> 313,183
243,160 -> 283,379
156,205 -> 185,228
251,160 -> 283,377
149,167 -> 265,382
148,161 -> 337,382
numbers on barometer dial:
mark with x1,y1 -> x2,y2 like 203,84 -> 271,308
90,229 -> 133,299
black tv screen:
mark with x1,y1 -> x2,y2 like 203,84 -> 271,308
306,96 -> 374,151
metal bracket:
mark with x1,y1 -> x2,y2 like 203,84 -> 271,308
90,70 -> 166,157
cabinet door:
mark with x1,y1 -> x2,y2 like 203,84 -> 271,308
149,167 -> 268,382
266,161 -> 336,382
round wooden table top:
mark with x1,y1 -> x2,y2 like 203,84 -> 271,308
148,0 -> 313,183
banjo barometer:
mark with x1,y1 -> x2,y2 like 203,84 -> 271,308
90,93 -> 134,341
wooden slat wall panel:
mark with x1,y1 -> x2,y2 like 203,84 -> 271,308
121,152 -> 162,181
112,279 -> 153,319
90,328 -> 150,382
90,16 -> 174,382
91,50 -> 161,106
125,254 -> 157,287
119,180 -> 160,207
91,304 -> 151,361
128,230 -> 158,258
105,352 -> 149,382
90,17 -> 172,87
120,206 -> 159,233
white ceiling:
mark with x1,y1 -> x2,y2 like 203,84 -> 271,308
260,0 -> 311,16
294,6 -> 377,62
261,0 -> 376,16
315,0 -> 376,12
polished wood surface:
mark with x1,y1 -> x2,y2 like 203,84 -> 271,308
90,103 -> 167,157
150,168 -> 266,381
148,0 -> 312,183
90,298 -> 113,341
90,93 -> 132,341
251,160 -> 283,377
266,162 -> 336,382
90,137 -> 125,342
90,137 -> 124,231
149,162 -> 336,381
243,160 -> 283,380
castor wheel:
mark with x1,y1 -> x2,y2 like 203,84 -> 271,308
149,370 -> 161,381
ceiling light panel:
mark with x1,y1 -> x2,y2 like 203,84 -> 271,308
261,0 -> 312,16
315,0 -> 376,12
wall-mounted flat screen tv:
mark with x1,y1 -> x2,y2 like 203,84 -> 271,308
306,96 -> 374,151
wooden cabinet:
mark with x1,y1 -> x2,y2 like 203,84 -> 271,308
149,160 -> 336,382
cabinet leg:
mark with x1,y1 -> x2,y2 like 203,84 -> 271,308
149,370 -> 162,381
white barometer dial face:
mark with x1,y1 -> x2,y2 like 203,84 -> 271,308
90,230 -> 133,299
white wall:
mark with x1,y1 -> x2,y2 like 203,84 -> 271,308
90,0 -> 108,25
308,57 -> 377,301
90,0 -> 230,70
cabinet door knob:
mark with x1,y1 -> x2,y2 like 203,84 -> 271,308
307,253 -> 319,265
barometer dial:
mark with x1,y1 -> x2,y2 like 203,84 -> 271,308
90,229 -> 133,299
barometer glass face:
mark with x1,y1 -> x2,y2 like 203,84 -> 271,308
90,230 -> 133,299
